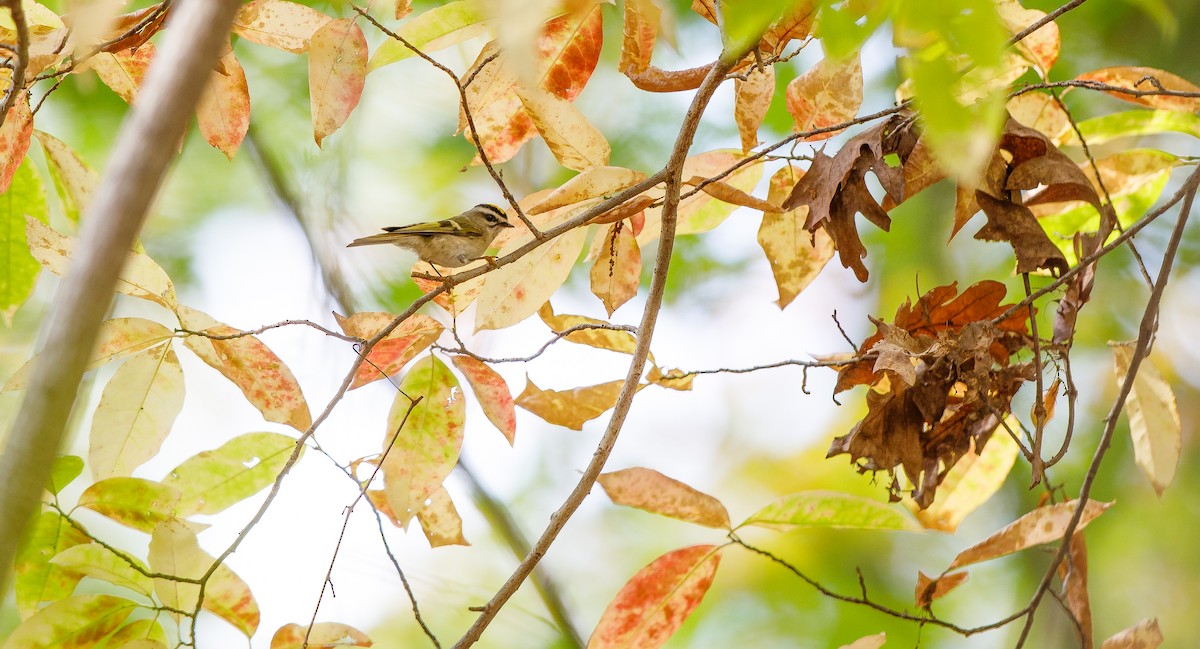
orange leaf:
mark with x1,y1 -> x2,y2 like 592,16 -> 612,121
333,312 -> 443,390
0,91 -> 33,194
451,355 -> 516,444
599,467 -> 730,529
90,44 -> 155,104
516,377 -> 627,430
949,499 -> 1111,570
1057,534 -> 1093,647
786,53 -> 863,141
271,622 -> 373,649
537,302 -> 637,354
180,306 -> 312,431
309,18 -> 367,147
1076,66 -> 1200,113
233,0 -> 334,53
590,221 -> 641,316
997,0 -> 1059,74
735,65 -> 774,153
915,570 -> 968,608
587,545 -> 722,649
619,0 -> 659,75
196,49 -> 250,159
415,486 -> 468,547
757,165 -> 834,309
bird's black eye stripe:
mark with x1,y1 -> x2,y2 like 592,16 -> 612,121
479,204 -> 507,223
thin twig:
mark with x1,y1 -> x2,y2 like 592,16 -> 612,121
435,323 -> 638,364
177,319 -> 360,343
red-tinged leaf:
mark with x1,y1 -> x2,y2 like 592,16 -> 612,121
620,0 -> 659,75
334,312 -> 443,389
1076,66 -> 1200,113
1100,618 -> 1162,649
1111,343 -> 1180,496
741,491 -> 920,532
908,425 -> 1019,532
786,53 -> 863,141
90,3 -> 170,54
516,84 -> 611,171
50,544 -> 154,598
232,0 -> 334,53
2,594 -> 136,648
474,226 -> 587,331
89,345 -> 184,479
162,432 -> 300,516
590,221 -> 641,316
309,19 -> 367,147
26,217 -> 178,309
179,306 -> 312,431
599,467 -> 730,529
997,0 -> 1059,74
516,377 -> 628,430
5,318 -> 173,392
761,2 -> 815,54
365,489 -> 402,527
451,355 -> 516,444
757,165 -> 834,309
14,512 -> 90,619
735,64 -> 775,153
838,632 -> 887,649
529,166 -> 647,215
537,302 -> 638,354
381,356 -> 465,525
0,90 -> 33,194
915,571 -> 967,609
1058,534 -> 1092,647
949,500 -> 1111,570
196,49 -> 250,159
415,486 -> 469,547
271,622 -> 373,649
587,545 -> 722,649
90,44 -> 155,104
148,519 -> 260,636
34,130 -> 97,222
411,263 -> 485,317
77,478 -> 181,533
684,175 -> 782,212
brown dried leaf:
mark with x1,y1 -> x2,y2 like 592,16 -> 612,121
915,570 -> 968,609
974,190 -> 1069,276
620,0 -> 659,75
735,64 -> 774,152
1057,533 -> 1093,648
949,499 -> 1111,569
1099,618 -> 1162,649
786,53 -> 863,141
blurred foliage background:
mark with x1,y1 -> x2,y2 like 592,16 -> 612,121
4,0 -> 1200,647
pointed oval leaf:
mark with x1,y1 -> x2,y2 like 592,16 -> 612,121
162,432 -> 300,516
741,490 -> 921,532
638,151 -> 764,241
310,19 -> 368,147
949,499 -> 1112,570
757,165 -> 834,309
1112,343 -> 1180,496
537,302 -> 637,354
47,456 -> 85,495
0,91 -> 33,194
909,423 -> 1019,532
786,53 -> 862,141
368,0 -> 489,71
77,478 -> 181,533
2,594 -> 136,649
5,318 -> 174,392
516,85 -> 610,171
232,0 -> 334,53
381,355 -> 465,524
334,312 -> 444,390
1069,109 -> 1200,146
25,217 -> 178,309
50,544 -> 154,597
89,345 -> 184,479
599,467 -> 730,529
516,378 -> 627,430
451,355 -> 516,444
14,512 -> 90,618
475,226 -> 587,331
587,545 -> 722,649
90,45 -> 155,104
0,160 -> 47,322
1076,66 -> 1200,113
196,50 -> 250,159
1100,618 -> 1162,649
415,485 -> 469,547
148,518 -> 260,636
270,622 -> 373,649
529,166 -> 647,215
179,306 -> 311,431
590,221 -> 641,316
735,64 -> 775,152
34,130 -> 97,222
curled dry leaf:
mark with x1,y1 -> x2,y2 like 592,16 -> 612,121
915,570 -> 968,609
590,221 -> 641,316
309,19 -> 368,147
619,0 -> 658,76
1111,342 -> 1180,496
908,425 -> 1019,532
1099,618 -> 1162,649
974,190 -> 1068,276
645,365 -> 693,391
949,499 -> 1111,570
735,64 -> 774,152
1057,533 -> 1093,648
786,52 -> 863,141
92,2 -> 171,54
587,545 -> 722,649
516,377 -> 629,430
598,467 -> 730,529
1076,66 -> 1200,113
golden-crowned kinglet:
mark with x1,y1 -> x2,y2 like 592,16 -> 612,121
347,203 -> 515,267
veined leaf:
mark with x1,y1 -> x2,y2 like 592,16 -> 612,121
516,84 -> 610,171
89,345 -> 184,479
2,594 -> 136,648
35,130 -> 97,222
1076,66 -> 1200,113
14,512 -> 89,619
590,221 -> 641,316
106,619 -> 168,647
0,159 -> 47,323
735,64 -> 774,152
475,226 -> 587,331
368,0 -> 489,71
1100,618 -> 1162,649
537,302 -> 637,354
232,0 -> 334,53
599,467 -> 730,529
50,544 -> 154,598
757,165 -> 833,309
163,432 -> 300,516
528,166 -> 647,215
148,519 -> 260,637
740,490 -> 921,532
90,44 -> 155,104
5,317 -> 174,392
1068,109 -> 1200,146
77,478 -> 181,533
309,18 -> 368,147
638,150 -> 763,241
1112,343 -> 1180,496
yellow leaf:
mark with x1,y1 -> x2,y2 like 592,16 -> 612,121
908,422 -> 1019,532
415,486 -> 469,547
89,345 -> 184,479
949,500 -> 1111,570
537,302 -> 637,353
516,377 -> 627,430
590,221 -> 641,316
786,52 -> 862,140
148,519 -> 259,636
4,317 -> 173,392
475,226 -> 587,331
735,64 -> 774,152
756,165 -> 833,308
309,19 -> 368,147
89,45 -> 155,104
599,467 -> 730,529
271,622 -> 372,649
516,84 -> 610,171
1111,343 -> 1180,496
838,632 -> 888,649
529,166 -> 647,215
232,0 -> 334,53
1100,618 -> 1162,649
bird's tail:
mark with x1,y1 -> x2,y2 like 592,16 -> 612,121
346,233 -> 403,247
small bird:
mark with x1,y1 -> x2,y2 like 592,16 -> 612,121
347,203 -> 515,268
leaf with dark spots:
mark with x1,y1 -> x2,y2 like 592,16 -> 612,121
974,190 -> 1069,276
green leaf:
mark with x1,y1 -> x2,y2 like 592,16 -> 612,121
34,131 -> 96,222
47,456 -> 84,495
739,490 -> 921,532
0,158 -> 48,324
1,594 -> 137,649
106,619 -> 168,647
816,0 -> 894,59
368,0 -> 488,72
50,544 -> 154,598
77,478 -> 182,533
1070,109 -> 1200,146
162,432 -> 299,516
14,512 -> 90,618
722,0 -> 795,55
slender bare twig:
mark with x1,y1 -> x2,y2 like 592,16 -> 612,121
1005,0 -> 1089,47
177,319 -> 359,343
435,323 -> 638,364
51,503 -> 203,584
1012,78 -> 1200,101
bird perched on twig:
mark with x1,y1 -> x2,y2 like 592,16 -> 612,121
347,203 -> 514,268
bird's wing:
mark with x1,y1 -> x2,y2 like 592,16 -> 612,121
382,219 -> 484,237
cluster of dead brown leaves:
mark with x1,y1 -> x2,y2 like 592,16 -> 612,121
829,280 -> 1034,508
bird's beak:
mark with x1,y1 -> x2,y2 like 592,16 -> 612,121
500,222 -> 515,228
